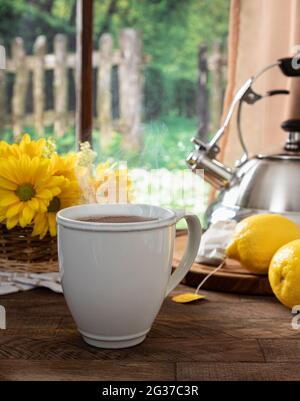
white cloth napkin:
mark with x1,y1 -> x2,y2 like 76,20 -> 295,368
0,272 -> 62,295
196,220 -> 237,265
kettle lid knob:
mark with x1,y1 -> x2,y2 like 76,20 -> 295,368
281,119 -> 300,151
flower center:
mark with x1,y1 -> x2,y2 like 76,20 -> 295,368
47,196 -> 61,213
15,183 -> 36,202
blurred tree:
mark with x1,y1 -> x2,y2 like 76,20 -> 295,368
0,0 -> 76,52
0,0 -> 229,69
27,0 -> 54,13
144,67 -> 165,119
172,78 -> 197,118
94,0 -> 229,119
94,0 -> 229,80
0,0 -> 230,119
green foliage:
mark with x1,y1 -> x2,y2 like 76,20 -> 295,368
0,0 -> 76,52
2,124 -> 77,154
2,115 -> 197,170
94,0 -> 229,80
94,0 -> 230,117
144,67 -> 166,119
172,78 -> 197,118
144,68 -> 197,120
0,0 -> 229,117
97,115 -> 197,170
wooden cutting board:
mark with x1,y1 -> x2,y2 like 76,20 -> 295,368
173,233 -> 273,295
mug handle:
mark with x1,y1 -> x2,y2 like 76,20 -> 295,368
165,210 -> 202,297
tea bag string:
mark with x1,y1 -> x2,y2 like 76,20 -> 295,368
195,260 -> 225,295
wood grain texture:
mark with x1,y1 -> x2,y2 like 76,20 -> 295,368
11,37 -> 29,138
33,35 -> 46,136
0,361 -> 175,381
0,286 -> 299,381
54,34 -> 68,137
259,339 -> 300,362
119,28 -> 143,150
177,362 -> 300,381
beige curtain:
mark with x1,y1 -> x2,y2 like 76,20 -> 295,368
220,0 -> 300,166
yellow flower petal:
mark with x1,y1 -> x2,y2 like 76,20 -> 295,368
0,210 -> 6,222
50,187 -> 62,197
32,212 -> 48,238
0,189 -> 15,198
18,134 -> 46,159
48,213 -> 57,237
28,198 -> 39,211
6,203 -> 22,218
19,215 -> 27,228
36,189 -> 52,200
21,133 -> 30,144
0,194 -> 19,207
0,177 -> 18,190
39,202 -> 48,213
6,215 -> 19,230
4,158 -> 22,183
40,227 -> 48,239
22,205 -> 35,225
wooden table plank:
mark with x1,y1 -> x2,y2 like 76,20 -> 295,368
0,286 -> 298,381
177,362 -> 300,381
0,336 -> 264,363
0,360 -> 175,381
259,339 -> 300,362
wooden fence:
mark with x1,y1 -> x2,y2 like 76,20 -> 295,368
197,41 -> 227,142
0,29 -> 226,149
0,28 -> 143,149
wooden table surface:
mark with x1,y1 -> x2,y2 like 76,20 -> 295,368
0,286 -> 300,381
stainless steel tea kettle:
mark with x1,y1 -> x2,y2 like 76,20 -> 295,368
187,57 -> 300,227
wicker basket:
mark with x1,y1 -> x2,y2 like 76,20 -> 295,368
0,223 -> 58,273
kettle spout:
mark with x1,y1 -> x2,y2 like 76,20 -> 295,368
187,148 -> 233,189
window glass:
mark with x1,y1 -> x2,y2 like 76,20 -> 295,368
0,0 -> 77,148
0,0 -> 229,222
92,0 -> 230,221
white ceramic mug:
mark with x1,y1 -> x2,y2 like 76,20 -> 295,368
57,204 -> 201,349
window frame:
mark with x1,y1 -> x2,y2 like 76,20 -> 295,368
76,0 -> 93,145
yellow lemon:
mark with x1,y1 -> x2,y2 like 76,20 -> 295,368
226,214 -> 300,274
269,240 -> 300,308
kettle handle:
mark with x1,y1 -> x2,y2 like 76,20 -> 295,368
187,59 -> 294,178
236,83 -> 289,165
278,57 -> 300,77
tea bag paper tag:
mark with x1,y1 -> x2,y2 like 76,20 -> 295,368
172,261 -> 225,304
172,293 -> 205,303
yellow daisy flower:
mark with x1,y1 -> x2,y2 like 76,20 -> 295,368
32,179 -> 81,238
0,134 -> 46,160
0,141 -> 19,159
50,153 -> 78,182
0,154 -> 64,229
17,134 -> 46,159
